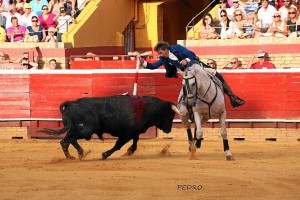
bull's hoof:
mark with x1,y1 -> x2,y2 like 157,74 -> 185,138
127,149 -> 134,156
79,149 -> 91,160
102,152 -> 108,160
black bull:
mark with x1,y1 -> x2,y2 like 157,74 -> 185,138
40,95 -> 182,160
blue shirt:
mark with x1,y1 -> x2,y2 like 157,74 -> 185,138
245,2 -> 259,14
30,0 -> 49,16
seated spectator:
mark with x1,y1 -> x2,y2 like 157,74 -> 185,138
230,9 -> 248,38
257,0 -> 277,33
63,0 -> 76,16
24,16 -> 46,42
244,0 -> 259,14
16,52 -> 39,70
277,0 -> 285,9
222,57 -> 245,69
45,27 -> 57,42
206,59 -> 217,70
43,58 -> 59,69
38,5 -> 56,31
6,16 -> 26,42
216,0 -> 230,21
248,50 -> 276,69
286,7 -> 300,37
269,11 -> 288,37
219,10 -> 234,39
227,0 -> 234,7
199,13 -> 220,39
20,3 -> 37,28
48,0 -> 62,16
259,0 -> 278,7
30,0 -> 49,16
244,12 -> 262,38
291,0 -> 300,11
56,7 -> 75,42
0,25 -> 6,42
0,4 -> 22,29
227,0 -> 246,20
279,0 -> 297,20
15,0 -> 24,15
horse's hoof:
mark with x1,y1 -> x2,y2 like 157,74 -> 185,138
226,155 -> 235,161
194,140 -> 201,148
67,156 -> 76,160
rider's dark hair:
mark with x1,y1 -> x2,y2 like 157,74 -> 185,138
154,41 -> 170,51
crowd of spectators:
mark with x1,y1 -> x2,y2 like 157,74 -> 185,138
0,0 -> 90,43
207,49 -> 276,69
200,0 -> 300,39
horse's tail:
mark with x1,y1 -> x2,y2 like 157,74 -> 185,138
38,102 -> 73,135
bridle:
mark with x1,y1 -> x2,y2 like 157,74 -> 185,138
182,70 -> 218,118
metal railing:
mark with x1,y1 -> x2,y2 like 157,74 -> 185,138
185,0 -> 217,38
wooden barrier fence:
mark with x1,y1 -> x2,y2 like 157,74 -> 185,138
0,69 -> 299,139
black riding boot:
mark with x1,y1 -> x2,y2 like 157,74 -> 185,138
223,82 -> 245,108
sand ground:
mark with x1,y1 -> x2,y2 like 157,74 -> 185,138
0,138 -> 299,200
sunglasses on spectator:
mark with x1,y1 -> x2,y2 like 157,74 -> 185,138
273,15 -> 280,18
221,14 -> 227,17
231,61 -> 237,64
32,20 -> 38,22
233,1 -> 239,3
42,7 -> 48,10
235,13 -> 242,16
288,12 -> 295,14
207,62 -> 214,65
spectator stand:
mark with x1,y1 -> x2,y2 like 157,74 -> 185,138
70,54 -> 157,69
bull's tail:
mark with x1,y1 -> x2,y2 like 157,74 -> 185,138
38,102 -> 73,135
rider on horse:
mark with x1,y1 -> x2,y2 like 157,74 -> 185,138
139,41 -> 245,108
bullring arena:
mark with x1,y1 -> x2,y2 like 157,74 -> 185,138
0,69 -> 299,200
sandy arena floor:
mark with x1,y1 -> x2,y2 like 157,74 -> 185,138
0,138 -> 299,200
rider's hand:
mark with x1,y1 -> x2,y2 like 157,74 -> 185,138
180,59 -> 188,66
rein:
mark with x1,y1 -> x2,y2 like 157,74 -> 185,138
183,73 -> 218,119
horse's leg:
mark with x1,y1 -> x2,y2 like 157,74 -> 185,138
177,93 -> 193,146
219,111 -> 233,160
193,112 -> 203,149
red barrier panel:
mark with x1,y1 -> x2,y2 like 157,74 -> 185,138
1,69 -> 300,138
0,74 -> 30,118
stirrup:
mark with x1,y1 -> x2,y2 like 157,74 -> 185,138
230,96 -> 245,108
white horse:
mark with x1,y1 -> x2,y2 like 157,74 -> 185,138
177,62 -> 233,160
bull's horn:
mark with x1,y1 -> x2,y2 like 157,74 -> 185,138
171,104 -> 184,117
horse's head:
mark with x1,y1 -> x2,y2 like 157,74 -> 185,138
182,66 -> 198,104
